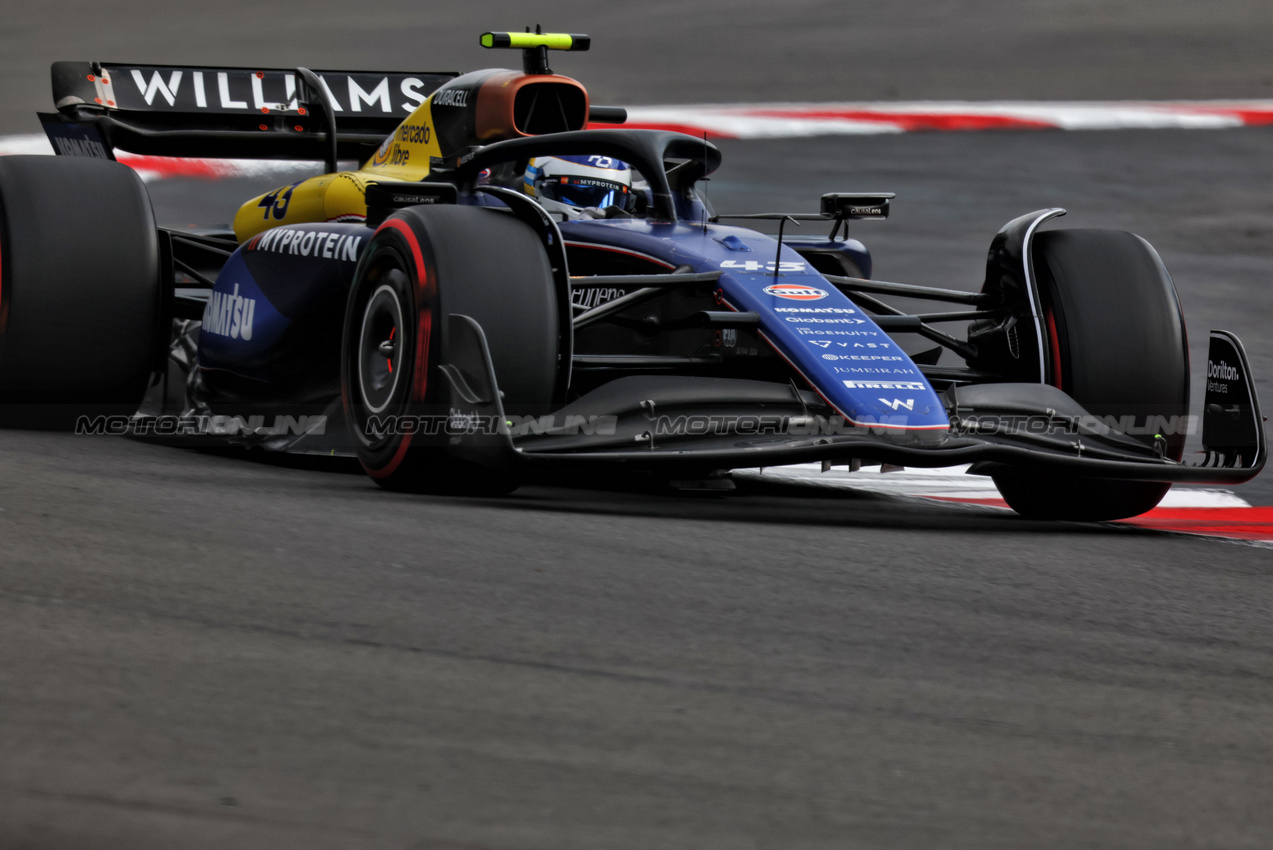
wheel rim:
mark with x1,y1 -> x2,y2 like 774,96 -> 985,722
357,277 -> 406,415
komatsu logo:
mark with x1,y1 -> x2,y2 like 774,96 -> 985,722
1208,360 -> 1239,381
202,284 -> 255,341
51,137 -> 110,159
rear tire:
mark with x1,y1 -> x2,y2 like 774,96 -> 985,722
0,155 -> 162,428
993,229 -> 1189,521
341,205 -> 559,495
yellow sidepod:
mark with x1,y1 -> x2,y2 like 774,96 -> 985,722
233,171 -> 414,242
233,97 -> 441,243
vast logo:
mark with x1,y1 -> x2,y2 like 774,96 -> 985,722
763,283 -> 828,301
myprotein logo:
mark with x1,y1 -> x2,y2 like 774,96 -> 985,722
248,228 -> 363,261
763,283 -> 828,301
202,283 -> 255,341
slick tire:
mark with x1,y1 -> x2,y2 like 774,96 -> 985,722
993,229 -> 1190,521
341,205 -> 559,496
0,155 -> 163,428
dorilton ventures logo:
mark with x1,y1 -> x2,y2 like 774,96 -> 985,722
1208,360 -> 1240,381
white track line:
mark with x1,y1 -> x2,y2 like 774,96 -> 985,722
736,463 -> 1250,508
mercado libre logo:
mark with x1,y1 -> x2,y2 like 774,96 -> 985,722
763,283 -> 828,301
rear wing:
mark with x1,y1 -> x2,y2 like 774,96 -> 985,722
43,61 -> 457,163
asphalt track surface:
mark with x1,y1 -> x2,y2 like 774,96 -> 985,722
3,3 -> 1273,848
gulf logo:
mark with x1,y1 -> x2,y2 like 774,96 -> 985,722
763,283 -> 828,301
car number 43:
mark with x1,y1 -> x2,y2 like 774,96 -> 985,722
720,260 -> 807,272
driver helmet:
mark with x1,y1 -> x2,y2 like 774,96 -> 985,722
523,155 -> 637,218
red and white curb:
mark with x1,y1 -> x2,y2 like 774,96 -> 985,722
0,133 -> 315,182
606,100 -> 1273,138
738,464 -> 1273,544
3,99 -> 1273,181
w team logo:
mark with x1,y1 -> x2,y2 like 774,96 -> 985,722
763,283 -> 828,301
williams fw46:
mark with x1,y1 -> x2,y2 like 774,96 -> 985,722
0,31 -> 1263,520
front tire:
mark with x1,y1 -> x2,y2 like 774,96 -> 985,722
0,156 -> 162,427
993,229 -> 1189,521
341,205 -> 560,495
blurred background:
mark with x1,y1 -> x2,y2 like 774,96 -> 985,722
3,0 -> 1273,135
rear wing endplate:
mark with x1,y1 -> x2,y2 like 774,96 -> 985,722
1201,330 -> 1266,472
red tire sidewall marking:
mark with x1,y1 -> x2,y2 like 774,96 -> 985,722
363,218 -> 433,480
1045,304 -> 1063,390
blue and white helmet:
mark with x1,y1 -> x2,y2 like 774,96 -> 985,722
523,155 -> 637,218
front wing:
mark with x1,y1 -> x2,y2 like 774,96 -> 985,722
436,315 -> 1266,485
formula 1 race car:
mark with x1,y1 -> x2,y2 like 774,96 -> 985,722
0,31 -> 1264,520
